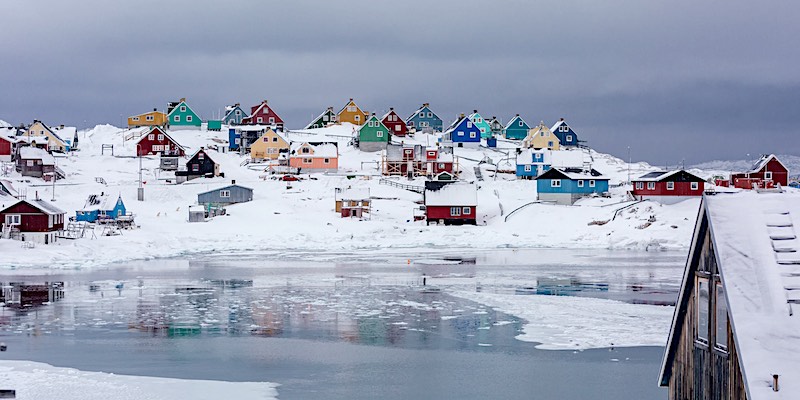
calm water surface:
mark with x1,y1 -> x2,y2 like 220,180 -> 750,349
0,249 -> 683,399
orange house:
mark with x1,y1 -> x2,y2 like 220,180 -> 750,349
287,142 -> 338,173
128,109 -> 167,128
336,98 -> 368,126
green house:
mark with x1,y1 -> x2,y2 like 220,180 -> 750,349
167,98 -> 201,129
305,107 -> 337,129
504,114 -> 530,140
468,110 -> 493,139
357,114 -> 390,152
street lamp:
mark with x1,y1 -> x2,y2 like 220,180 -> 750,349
136,144 -> 144,201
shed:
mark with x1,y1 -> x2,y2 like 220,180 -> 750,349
335,187 -> 371,217
424,183 -> 478,225
197,182 -> 253,206
188,205 -> 206,223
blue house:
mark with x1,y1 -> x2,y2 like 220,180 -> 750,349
442,114 -> 482,148
75,195 -> 127,222
550,118 -> 581,147
534,168 -> 609,205
406,103 -> 443,133
504,114 -> 530,140
222,103 -> 247,125
228,127 -> 240,151
515,149 -> 551,179
198,183 -> 253,206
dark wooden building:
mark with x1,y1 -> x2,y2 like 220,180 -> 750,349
660,191 -> 800,400
15,146 -> 65,180
176,148 -> 220,183
0,198 -> 66,244
632,170 -> 705,204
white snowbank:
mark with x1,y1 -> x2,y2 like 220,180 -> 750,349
452,291 -> 674,350
0,360 -> 278,400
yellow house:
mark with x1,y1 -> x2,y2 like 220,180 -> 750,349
23,120 -> 68,152
522,122 -> 561,150
128,109 -> 167,128
337,98 -> 368,126
250,128 -> 289,161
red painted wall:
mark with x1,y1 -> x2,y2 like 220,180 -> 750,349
382,111 -> 407,137
731,159 -> 789,188
426,205 -> 476,220
632,181 -> 703,197
243,103 -> 284,126
0,137 -> 12,156
0,202 -> 64,232
136,128 -> 185,156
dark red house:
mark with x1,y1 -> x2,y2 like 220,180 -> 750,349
381,108 -> 408,137
632,170 -> 705,204
241,100 -> 284,130
424,183 -> 477,225
0,134 -> 14,162
135,127 -> 185,157
382,144 -> 456,177
1,198 -> 65,244
730,154 -> 788,190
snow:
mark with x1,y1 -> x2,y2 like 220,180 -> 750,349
424,183 -> 477,206
291,142 -> 337,158
0,360 -> 278,400
0,123 -> 724,269
700,191 -> 800,399
18,146 -> 55,165
0,119 -> 11,128
336,187 -> 370,201
451,291 -> 674,350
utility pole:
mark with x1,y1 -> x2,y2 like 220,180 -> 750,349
627,146 -> 631,184
137,144 -> 144,201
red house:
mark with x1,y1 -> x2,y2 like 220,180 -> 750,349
381,108 -> 408,137
1,198 -> 65,244
730,154 -> 788,190
0,134 -> 15,162
241,100 -> 284,130
424,183 -> 477,226
632,170 -> 705,204
382,144 -> 456,177
135,127 -> 185,157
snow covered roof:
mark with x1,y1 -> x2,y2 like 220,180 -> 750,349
669,192 -> 800,399
550,119 -> 568,132
197,184 -> 253,197
136,128 -> 185,150
237,125 -> 269,132
335,187 -> 370,201
443,115 -> 467,134
746,154 -> 787,174
425,183 -> 477,206
1,199 -> 65,215
0,119 -> 11,128
304,108 -> 335,129
0,179 -> 18,197
536,167 -> 607,181
515,149 -> 549,165
19,146 -> 56,165
504,115 -> 527,130
53,126 -> 77,141
634,170 -> 704,182
290,142 -> 338,158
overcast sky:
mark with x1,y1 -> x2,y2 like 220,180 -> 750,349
2,0 -> 798,165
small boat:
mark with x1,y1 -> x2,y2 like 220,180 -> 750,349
420,286 -> 443,294
514,286 -> 537,295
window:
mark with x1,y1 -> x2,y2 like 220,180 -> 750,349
467,122 -> 473,128
457,131 -> 464,137
548,141 -> 554,147
463,206 -> 471,215
395,125 -> 401,131
566,135 -> 573,142
480,128 -> 486,133
323,158 -> 330,164
322,115 -> 329,122
691,182 -> 699,190
236,110 -> 241,115
647,182 -> 655,190
272,137 -> 278,142
301,147 -> 310,154
192,164 -> 199,172
263,137 -> 269,143
4,214 -> 20,225
303,158 -> 312,164
469,132 -> 476,138
269,117 -> 275,124
540,132 -> 545,137
715,283 -> 728,350
267,148 -> 277,154
551,179 -> 561,187
589,180 -> 596,187
450,207 -> 461,216
421,122 -> 428,127
524,165 -> 532,172
560,125 -> 568,132
198,152 -> 204,160
438,163 -> 445,169
427,112 -> 432,118
665,181 -> 674,190
347,106 -> 356,112
157,134 -> 164,141
26,160 -> 33,167
697,277 -> 710,344
151,144 -> 160,151
148,134 -> 155,140
577,180 -> 584,187
636,182 -> 643,189
257,117 -> 263,123
132,117 -> 140,121
765,171 -> 773,180
180,106 -> 186,112
355,115 -> 360,121
428,151 -> 436,157
146,115 -> 154,121
377,131 -> 384,138
174,116 -> 180,122
408,121 -> 415,127
220,190 -> 231,198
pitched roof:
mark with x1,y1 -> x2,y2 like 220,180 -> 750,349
1,198 -> 65,215
335,187 -> 370,201
197,184 -> 253,197
515,149 -> 550,165
304,108 -> 335,129
634,170 -> 704,182
136,127 -> 185,150
660,192 -> 800,399
425,183 -> 478,206
550,119 -> 568,132
504,115 -> 528,130
19,147 -> 56,165
290,142 -> 338,158
535,167 -> 607,181
406,104 -> 440,123
746,154 -> 788,174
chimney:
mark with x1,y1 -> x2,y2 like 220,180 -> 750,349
516,113 -> 520,117
389,107 -> 394,111
59,124 -> 64,129
153,108 -> 157,112
35,191 -> 39,200
492,116 -> 496,119
560,117 -> 565,121
263,100 -> 269,104
180,98 -> 186,102
231,179 -> 236,185
473,109 -> 478,113
423,103 -> 429,107
459,113 -> 465,119
349,98 -> 353,101
328,106 -> 333,111
773,375 -> 779,392
235,103 -> 240,107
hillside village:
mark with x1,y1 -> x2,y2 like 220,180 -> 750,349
0,98 -> 795,268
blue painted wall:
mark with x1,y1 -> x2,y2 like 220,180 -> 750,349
552,120 -> 580,147
445,117 -> 482,144
223,105 -> 247,125
536,177 -> 609,194
406,105 -> 443,132
505,115 -> 530,140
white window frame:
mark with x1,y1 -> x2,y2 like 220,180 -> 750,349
566,135 -> 573,142
577,180 -> 584,187
691,182 -> 699,190
354,115 -> 360,122
157,134 -> 164,141
589,180 -> 596,187
132,117 -> 140,121
469,132 -> 476,139
323,158 -> 330,164
174,116 -> 180,122
462,206 -> 471,215
524,165 -> 532,172
635,182 -> 643,190
765,171 -> 773,180
666,181 -> 675,190
647,182 -> 655,190
269,117 -> 275,124
450,207 -> 461,216
180,106 -> 186,112
467,121 -> 473,128
220,190 -> 231,198
303,158 -> 312,164
376,131 -> 384,138
148,134 -> 155,140
5,214 -> 21,226
257,117 -> 263,123
146,115 -> 154,121
551,179 -> 561,188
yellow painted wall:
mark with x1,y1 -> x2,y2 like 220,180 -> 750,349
25,121 -> 67,152
337,100 -> 368,126
523,124 -> 560,150
128,111 -> 167,127
250,129 -> 289,161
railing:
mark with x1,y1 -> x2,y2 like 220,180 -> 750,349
612,200 -> 644,220
504,201 -> 540,222
379,178 -> 424,193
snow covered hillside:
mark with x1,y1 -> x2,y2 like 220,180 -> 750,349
0,124 -> 708,268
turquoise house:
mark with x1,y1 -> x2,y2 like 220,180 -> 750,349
468,110 -> 493,139
534,168 -> 609,205
504,114 -> 530,140
75,195 -> 127,223
167,98 -> 201,129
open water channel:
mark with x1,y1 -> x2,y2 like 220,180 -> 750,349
0,249 -> 684,399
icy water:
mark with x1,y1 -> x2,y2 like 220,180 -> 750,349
0,249 -> 684,399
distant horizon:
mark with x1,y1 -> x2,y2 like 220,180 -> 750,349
3,1 -> 798,165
